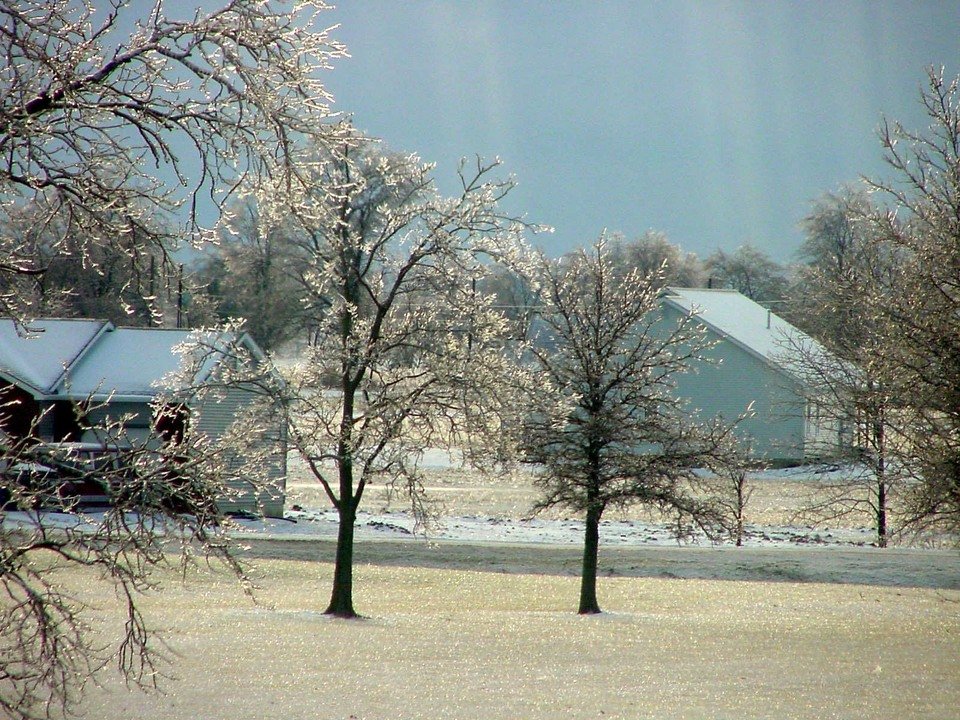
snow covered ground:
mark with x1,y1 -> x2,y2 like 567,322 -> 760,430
10,457 -> 959,719
234,505 -> 878,548
240,457 -> 888,548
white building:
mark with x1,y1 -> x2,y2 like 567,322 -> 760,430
660,288 -> 843,463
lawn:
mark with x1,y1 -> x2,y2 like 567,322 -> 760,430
73,539 -> 960,720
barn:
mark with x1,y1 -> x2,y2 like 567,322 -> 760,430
660,287 -> 843,463
0,318 -> 286,517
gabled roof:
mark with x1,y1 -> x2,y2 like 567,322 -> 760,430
58,327 -> 196,399
0,319 -> 110,394
660,287 -> 824,382
0,319 -> 263,401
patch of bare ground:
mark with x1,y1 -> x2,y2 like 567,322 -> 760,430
236,538 -> 960,590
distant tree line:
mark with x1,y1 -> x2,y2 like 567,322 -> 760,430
192,225 -> 801,352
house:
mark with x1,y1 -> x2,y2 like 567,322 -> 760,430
659,288 -> 843,463
0,318 -> 286,517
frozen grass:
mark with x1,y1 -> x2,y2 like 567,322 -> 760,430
60,461 -> 959,718
74,557 -> 960,720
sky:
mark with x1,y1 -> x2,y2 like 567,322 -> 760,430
319,1 -> 960,262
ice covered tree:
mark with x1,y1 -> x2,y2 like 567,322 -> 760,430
786,188 -> 903,546
791,68 -> 960,543
0,326 -> 281,720
780,327 -> 900,547
611,230 -> 706,288
519,236 -> 741,614
792,188 -> 892,342
238,130 -> 533,617
0,0 -> 345,321
476,263 -> 539,341
705,243 -> 789,302
196,198 -> 307,351
0,0 -> 343,716
860,67 -> 960,538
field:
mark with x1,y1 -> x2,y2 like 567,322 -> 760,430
69,464 -> 960,719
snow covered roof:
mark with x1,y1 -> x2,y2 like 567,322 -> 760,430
0,319 -> 109,394
660,287 -> 823,381
0,319 -> 260,401
58,327 -> 197,399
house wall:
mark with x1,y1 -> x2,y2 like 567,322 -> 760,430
30,392 -> 286,518
34,400 -> 84,442
658,305 -> 808,462
194,385 -> 287,518
802,401 -> 848,459
0,380 -> 40,438
81,402 -> 154,445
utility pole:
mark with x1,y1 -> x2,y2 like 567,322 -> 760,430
176,263 -> 184,328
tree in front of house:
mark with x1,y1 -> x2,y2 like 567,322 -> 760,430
0,0 -> 343,717
785,188 -> 903,547
859,67 -> 960,539
237,130 -> 534,618
0,329 -> 279,720
786,68 -> 960,544
519,236 -> 742,614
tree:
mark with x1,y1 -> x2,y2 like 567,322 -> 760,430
610,231 -> 706,288
705,243 -> 789,302
0,1 -> 343,716
792,68 -> 960,543
237,131 -> 532,618
0,0 -> 345,320
781,327 -> 900,547
787,188 -> 903,547
0,328 -> 279,720
477,263 -> 539,341
519,237 -> 741,614
792,188 -> 891,342
196,199 -> 306,351
859,67 -> 960,538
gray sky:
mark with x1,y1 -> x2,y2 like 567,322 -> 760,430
322,1 -> 960,262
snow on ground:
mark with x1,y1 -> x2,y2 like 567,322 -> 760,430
232,505 -> 878,548
237,458 -> 884,548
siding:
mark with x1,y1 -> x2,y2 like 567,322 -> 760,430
659,305 -> 807,462
81,402 -> 153,445
31,393 -> 287,517
194,385 -> 287,518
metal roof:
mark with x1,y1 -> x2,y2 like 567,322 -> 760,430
0,320 -> 259,400
58,327 -> 196,399
660,287 -> 824,381
0,319 -> 109,394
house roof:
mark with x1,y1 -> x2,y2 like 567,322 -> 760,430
0,319 -> 260,401
660,287 -> 823,382
0,319 -> 109,394
59,327 -> 198,399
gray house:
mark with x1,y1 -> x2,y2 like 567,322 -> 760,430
0,318 -> 286,516
660,288 -> 842,463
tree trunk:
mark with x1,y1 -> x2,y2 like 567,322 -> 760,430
578,502 -> 602,614
328,245 -> 361,618
874,405 -> 888,548
325,501 -> 357,617
735,471 -> 746,547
